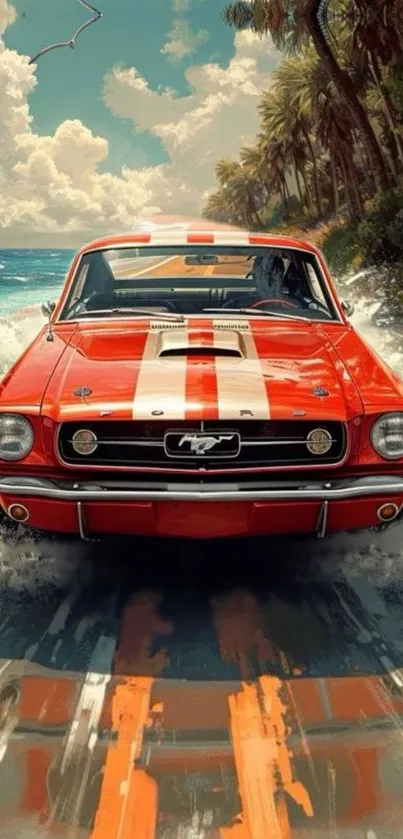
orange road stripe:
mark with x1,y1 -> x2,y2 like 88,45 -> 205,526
90,677 -> 154,839
212,593 -> 313,838
222,678 -> 313,839
90,593 -> 172,839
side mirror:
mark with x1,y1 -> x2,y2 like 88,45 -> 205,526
41,300 -> 56,341
341,299 -> 354,318
41,300 -> 56,318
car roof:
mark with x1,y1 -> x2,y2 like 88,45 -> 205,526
78,229 -> 319,257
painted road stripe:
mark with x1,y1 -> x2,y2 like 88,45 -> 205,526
90,593 -> 172,839
132,328 -> 188,420
213,320 -> 270,420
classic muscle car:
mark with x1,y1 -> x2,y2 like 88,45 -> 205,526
1,222 -> 403,540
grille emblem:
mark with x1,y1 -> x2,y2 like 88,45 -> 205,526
164,430 -> 241,458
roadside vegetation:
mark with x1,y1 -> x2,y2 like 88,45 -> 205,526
203,0 -> 403,296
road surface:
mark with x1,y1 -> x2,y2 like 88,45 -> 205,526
0,527 -> 403,837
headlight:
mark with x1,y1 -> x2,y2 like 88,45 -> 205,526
306,427 -> 333,455
371,412 -> 403,459
0,414 -> 34,461
72,429 -> 98,455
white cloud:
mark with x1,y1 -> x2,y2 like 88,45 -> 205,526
104,30 -> 281,211
172,0 -> 190,10
161,19 -> 209,61
0,0 -> 15,34
0,0 -> 281,246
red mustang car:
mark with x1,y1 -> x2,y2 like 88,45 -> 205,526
1,224 -> 403,540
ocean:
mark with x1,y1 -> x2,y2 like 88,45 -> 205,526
0,248 -> 74,317
0,248 -> 402,381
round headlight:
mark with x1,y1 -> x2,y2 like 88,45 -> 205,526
371,412 -> 403,460
0,414 -> 34,461
72,429 -> 98,455
306,427 -> 333,455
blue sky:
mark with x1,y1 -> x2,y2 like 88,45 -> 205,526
0,0 -> 281,245
4,0 -> 235,173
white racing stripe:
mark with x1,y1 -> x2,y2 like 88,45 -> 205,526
213,319 -> 270,420
212,231 -> 250,246
132,329 -> 189,419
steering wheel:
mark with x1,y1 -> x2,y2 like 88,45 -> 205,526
248,297 -> 300,309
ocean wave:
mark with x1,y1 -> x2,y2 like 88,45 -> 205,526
0,307 -> 45,376
0,292 -> 402,380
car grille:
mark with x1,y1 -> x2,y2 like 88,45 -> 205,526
57,420 -> 347,470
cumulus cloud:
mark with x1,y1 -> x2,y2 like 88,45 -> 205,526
0,0 -> 15,34
104,30 -> 281,211
0,0 -> 281,245
161,19 -> 209,61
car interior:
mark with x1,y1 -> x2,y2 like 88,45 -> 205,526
61,248 -> 335,320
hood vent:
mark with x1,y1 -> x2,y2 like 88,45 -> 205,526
158,328 -> 244,359
159,345 -> 242,358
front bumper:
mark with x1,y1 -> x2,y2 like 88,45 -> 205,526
1,474 -> 403,540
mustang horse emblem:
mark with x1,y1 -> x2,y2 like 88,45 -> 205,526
178,434 -> 235,454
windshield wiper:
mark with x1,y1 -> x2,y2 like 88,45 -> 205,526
202,307 -> 310,322
73,308 -> 185,322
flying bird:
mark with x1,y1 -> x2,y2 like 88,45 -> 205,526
28,0 -> 102,65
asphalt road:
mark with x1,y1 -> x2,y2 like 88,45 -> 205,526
1,526 -> 403,837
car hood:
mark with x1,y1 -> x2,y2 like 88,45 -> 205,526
40,319 -> 364,422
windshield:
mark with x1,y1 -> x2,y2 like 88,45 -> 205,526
60,245 -> 338,322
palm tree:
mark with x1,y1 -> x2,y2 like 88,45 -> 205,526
223,0 -> 393,189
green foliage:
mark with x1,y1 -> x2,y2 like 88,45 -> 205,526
205,0 -> 403,282
320,225 -> 360,276
356,182 -> 403,264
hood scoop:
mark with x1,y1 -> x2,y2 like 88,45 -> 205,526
157,328 -> 244,358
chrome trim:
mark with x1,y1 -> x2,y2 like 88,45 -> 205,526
1,475 -> 403,502
163,430 -> 241,459
77,501 -> 89,540
66,437 -> 339,448
316,500 -> 328,538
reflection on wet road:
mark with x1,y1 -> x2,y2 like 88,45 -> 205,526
1,527 -> 403,837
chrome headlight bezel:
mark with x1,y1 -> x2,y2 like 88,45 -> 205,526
370,412 -> 403,460
0,413 -> 34,461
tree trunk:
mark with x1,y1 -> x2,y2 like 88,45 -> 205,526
301,122 -> 323,215
304,0 -> 392,191
300,164 -> 314,214
293,159 -> 304,208
338,153 -> 359,221
369,51 -> 403,170
346,154 -> 364,218
329,149 -> 339,215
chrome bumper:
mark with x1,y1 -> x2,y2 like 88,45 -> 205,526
0,474 -> 403,502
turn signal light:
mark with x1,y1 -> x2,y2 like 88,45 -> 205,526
7,503 -> 29,522
377,503 -> 399,523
